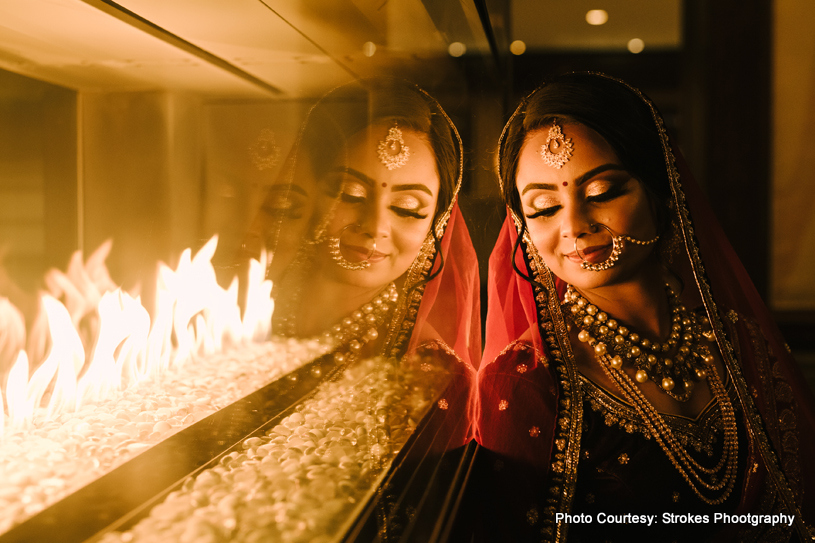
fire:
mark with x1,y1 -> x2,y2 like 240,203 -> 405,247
1,236 -> 273,439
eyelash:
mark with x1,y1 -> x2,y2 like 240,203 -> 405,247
525,185 -> 627,219
340,193 -> 428,220
340,192 -> 365,204
587,184 -> 626,203
391,206 -> 428,219
526,206 -> 559,219
263,198 -> 304,219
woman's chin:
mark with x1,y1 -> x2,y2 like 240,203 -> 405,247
331,264 -> 404,291
554,260 -> 618,290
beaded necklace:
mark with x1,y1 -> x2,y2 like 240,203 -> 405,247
280,280 -> 399,366
321,283 -> 398,363
564,284 -> 713,402
562,283 -> 739,505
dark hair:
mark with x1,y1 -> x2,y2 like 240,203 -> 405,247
301,79 -> 458,224
500,73 -> 672,234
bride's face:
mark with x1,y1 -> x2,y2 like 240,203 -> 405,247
318,123 -> 440,289
515,122 -> 658,291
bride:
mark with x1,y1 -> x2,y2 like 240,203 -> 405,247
241,79 -> 480,459
242,79 -> 479,370
475,73 -> 814,542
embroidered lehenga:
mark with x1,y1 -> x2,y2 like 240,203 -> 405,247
475,74 -> 815,542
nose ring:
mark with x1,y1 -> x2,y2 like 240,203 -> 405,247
575,224 -> 659,272
328,224 -> 376,270
575,224 -> 622,271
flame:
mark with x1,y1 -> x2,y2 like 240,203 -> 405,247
6,351 -> 29,428
1,236 -> 273,433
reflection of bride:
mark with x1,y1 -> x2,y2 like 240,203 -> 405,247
475,73 -> 814,542
243,78 -> 480,439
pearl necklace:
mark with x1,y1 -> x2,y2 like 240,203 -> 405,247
320,283 -> 399,363
564,284 -> 713,402
272,241 -> 399,364
562,283 -> 739,505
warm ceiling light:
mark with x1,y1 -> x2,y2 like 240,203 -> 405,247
585,10 -> 609,25
448,42 -> 466,57
510,40 -> 527,55
362,42 -> 376,57
627,38 -> 645,54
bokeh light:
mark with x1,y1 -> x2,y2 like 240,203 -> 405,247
510,40 -> 527,55
627,38 -> 645,53
586,10 -> 609,25
448,42 -> 466,57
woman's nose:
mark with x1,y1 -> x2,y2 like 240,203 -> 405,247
359,200 -> 389,239
560,203 -> 593,239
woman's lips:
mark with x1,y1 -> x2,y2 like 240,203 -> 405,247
566,244 -> 612,264
344,244 -> 388,263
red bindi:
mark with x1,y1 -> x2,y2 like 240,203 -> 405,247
381,182 -> 387,188
562,181 -> 568,186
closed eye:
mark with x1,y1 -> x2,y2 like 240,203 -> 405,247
340,192 -> 365,204
587,185 -> 627,203
390,206 -> 428,219
526,205 -> 560,219
262,195 -> 305,219
338,177 -> 368,204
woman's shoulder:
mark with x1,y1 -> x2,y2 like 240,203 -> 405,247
480,328 -> 548,374
411,338 -> 467,366
478,334 -> 557,400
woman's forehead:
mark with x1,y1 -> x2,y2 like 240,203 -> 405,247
517,122 -> 620,184
338,126 -> 440,190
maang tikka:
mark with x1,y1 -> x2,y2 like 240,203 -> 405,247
540,120 -> 573,169
377,123 -> 410,170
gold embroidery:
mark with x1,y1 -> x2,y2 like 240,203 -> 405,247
414,338 -> 467,369
523,240 -> 583,543
498,400 -> 508,411
580,375 -> 728,457
529,426 -> 541,437
384,235 -> 433,358
727,310 -> 739,323
527,507 -> 539,525
740,317 -> 803,507
646,83 -> 806,533
437,399 -> 448,410
736,476 -> 795,543
488,340 -> 548,370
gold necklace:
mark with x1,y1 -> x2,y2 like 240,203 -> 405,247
563,284 -> 739,505
273,243 -> 398,363
280,281 -> 398,365
564,284 -> 713,402
322,283 -> 398,363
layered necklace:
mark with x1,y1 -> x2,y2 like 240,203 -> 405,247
276,269 -> 399,365
565,284 -> 712,402
563,284 -> 739,505
322,283 -> 398,364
